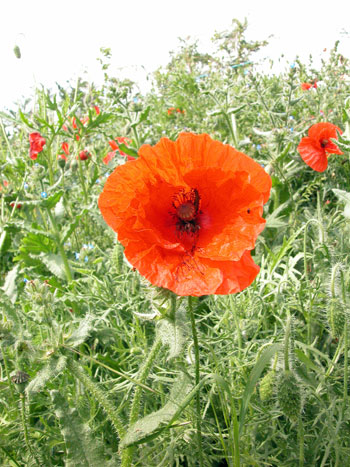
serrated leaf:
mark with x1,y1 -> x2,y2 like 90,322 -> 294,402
156,311 -> 189,359
27,356 -> 67,395
1,265 -> 19,304
138,105 -> 151,123
42,191 -> 64,209
50,391 -> 116,467
39,253 -> 66,280
65,315 -> 93,347
19,109 -> 35,129
121,373 -> 192,447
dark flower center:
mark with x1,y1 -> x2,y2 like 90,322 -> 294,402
320,139 -> 328,148
172,188 -> 201,238
177,202 -> 196,221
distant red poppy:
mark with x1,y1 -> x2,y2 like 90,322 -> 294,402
93,105 -> 100,115
297,122 -> 343,172
77,150 -> 91,161
61,142 -> 69,155
103,137 -> 134,164
29,132 -> 46,160
301,81 -> 317,91
99,132 -> 271,296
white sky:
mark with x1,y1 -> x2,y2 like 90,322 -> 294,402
1,0 -> 349,110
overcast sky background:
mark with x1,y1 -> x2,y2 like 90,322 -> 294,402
1,0 -> 349,110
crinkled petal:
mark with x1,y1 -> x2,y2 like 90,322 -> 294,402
99,133 -> 271,296
298,137 -> 328,172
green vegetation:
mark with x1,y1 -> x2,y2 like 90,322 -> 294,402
1,20 -> 350,466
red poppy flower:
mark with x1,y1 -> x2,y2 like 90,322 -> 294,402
61,142 -> 69,155
298,122 -> 343,172
103,137 -> 134,164
93,105 -> 100,115
301,82 -> 317,91
99,133 -> 271,296
29,132 -> 46,160
167,107 -> 175,115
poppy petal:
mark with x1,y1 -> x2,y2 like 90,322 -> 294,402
298,137 -> 328,172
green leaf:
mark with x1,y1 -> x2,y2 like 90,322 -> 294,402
1,265 -> 19,304
332,188 -> 350,219
62,209 -> 88,244
42,190 -> 64,209
27,356 -> 67,395
121,372 -> 192,447
118,143 -> 139,158
18,109 -> 35,129
138,105 -> 151,123
20,232 -> 56,255
39,253 -> 67,280
50,391 -> 117,467
156,311 -> 189,360
239,343 -> 282,433
65,315 -> 93,347
227,104 -> 246,114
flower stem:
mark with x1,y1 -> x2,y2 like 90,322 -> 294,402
284,312 -> 291,372
298,415 -> 304,467
47,209 -> 73,282
20,394 -> 43,466
188,296 -> 204,467
121,338 -> 162,466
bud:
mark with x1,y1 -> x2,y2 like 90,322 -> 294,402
57,154 -> 67,169
77,150 -> 91,161
259,370 -> 276,402
277,370 -> 301,421
13,45 -> 21,59
327,298 -> 346,338
11,370 -> 29,393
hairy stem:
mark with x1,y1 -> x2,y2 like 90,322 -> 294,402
188,296 -> 204,467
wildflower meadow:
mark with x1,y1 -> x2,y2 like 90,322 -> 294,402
1,20 -> 350,466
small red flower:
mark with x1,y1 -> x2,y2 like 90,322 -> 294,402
298,122 -> 343,172
93,105 -> 100,115
10,202 -> 22,209
29,132 -> 46,160
167,107 -> 175,115
61,142 -> 69,155
77,150 -> 91,161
